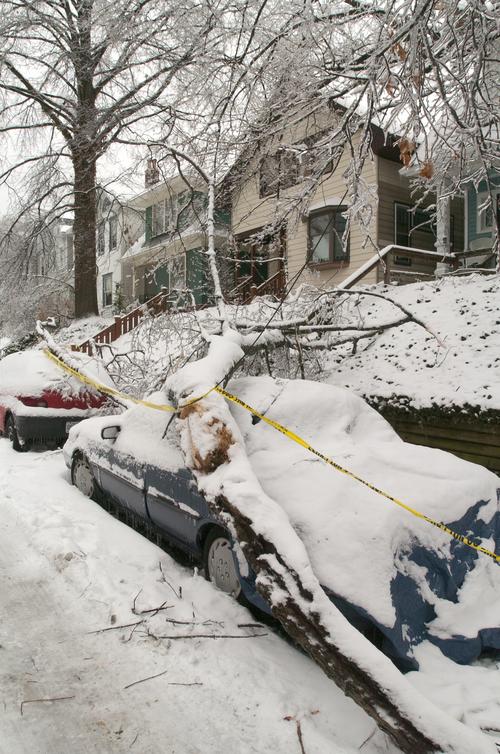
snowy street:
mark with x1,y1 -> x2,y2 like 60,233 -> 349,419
0,441 -> 385,754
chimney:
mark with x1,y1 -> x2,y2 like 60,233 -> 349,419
145,158 -> 160,187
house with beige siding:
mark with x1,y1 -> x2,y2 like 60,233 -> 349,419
229,110 -> 464,297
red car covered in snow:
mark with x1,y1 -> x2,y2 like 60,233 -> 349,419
0,349 -> 111,451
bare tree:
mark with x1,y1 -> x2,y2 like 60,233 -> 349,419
0,0 -> 217,316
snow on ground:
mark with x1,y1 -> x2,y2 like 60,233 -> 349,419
85,274 -> 500,413
2,441 -> 500,753
326,274 -> 500,411
0,440 -> 389,754
54,316 -> 114,348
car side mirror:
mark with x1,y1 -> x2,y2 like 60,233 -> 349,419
101,425 -> 121,440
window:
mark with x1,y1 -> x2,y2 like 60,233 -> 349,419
394,255 -> 412,267
394,203 -> 435,246
259,155 -> 280,198
259,134 -> 337,199
308,208 -> 349,265
300,133 -> 334,178
477,189 -> 500,233
109,216 -> 118,250
394,202 -> 455,251
259,149 -> 300,198
97,222 -> 105,256
102,273 -> 113,307
152,199 -> 165,236
150,196 -> 178,237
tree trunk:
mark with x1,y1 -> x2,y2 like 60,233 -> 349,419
219,494 -> 438,754
72,148 -> 98,317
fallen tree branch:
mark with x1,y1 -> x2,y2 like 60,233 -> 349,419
169,348 -> 495,754
87,620 -> 145,634
147,632 -> 268,640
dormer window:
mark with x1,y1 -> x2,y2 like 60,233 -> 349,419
151,197 -> 176,237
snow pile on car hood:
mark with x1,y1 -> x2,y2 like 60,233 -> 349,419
0,347 -> 115,398
227,376 -> 500,667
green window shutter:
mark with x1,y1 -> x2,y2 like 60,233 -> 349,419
186,248 -> 209,305
214,208 -> 231,226
145,205 -> 153,241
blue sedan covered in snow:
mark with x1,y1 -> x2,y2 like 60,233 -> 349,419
64,376 -> 500,671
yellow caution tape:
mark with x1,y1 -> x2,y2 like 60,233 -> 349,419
43,349 -> 214,412
44,348 -> 500,566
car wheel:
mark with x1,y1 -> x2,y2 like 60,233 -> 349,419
203,527 -> 242,599
6,415 -> 24,452
71,454 -> 96,499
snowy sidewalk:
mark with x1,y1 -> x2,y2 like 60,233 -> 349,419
0,442 -> 381,754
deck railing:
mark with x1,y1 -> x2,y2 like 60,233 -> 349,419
228,269 -> 286,304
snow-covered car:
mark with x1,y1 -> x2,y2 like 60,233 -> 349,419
0,349 -> 112,450
64,376 -> 500,671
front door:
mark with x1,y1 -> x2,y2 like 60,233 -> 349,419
235,235 -> 269,288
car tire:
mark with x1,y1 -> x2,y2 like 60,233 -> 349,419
203,526 -> 242,599
6,415 -> 24,452
71,453 -> 96,500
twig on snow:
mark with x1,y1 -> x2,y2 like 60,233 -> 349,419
20,695 -> 75,716
124,669 -> 168,690
359,726 -> 378,750
296,720 -> 307,754
158,561 -> 183,599
87,620 -> 144,635
284,715 -> 307,754
131,589 -> 173,617
147,632 -> 267,640
164,618 -> 224,627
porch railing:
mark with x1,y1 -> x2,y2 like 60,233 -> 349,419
228,268 -> 286,304
338,245 -> 457,290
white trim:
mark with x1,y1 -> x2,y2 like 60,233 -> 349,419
305,196 -> 350,215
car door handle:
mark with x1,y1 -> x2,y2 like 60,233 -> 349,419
147,489 -> 177,506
